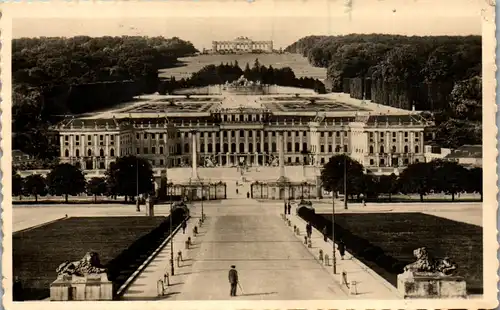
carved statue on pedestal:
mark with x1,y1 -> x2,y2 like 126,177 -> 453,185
56,252 -> 107,277
403,247 -> 458,276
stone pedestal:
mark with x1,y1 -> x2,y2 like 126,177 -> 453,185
146,200 -> 154,217
50,273 -> 113,301
397,272 -> 467,299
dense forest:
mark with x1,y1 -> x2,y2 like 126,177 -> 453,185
159,59 -> 326,94
12,36 -> 198,158
285,34 -> 482,148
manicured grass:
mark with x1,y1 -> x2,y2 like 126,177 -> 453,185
159,54 -> 326,80
319,213 -> 483,294
13,216 -> 176,300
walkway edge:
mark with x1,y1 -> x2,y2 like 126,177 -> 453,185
116,215 -> 190,297
293,214 -> 401,297
14,215 -> 68,234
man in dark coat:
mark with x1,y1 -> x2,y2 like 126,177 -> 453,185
182,221 -> 187,234
306,222 -> 312,238
287,202 -> 291,215
228,265 -> 239,296
338,239 -> 346,260
322,226 -> 328,242
284,202 -> 287,215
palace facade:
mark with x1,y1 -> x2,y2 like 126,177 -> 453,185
54,84 -> 431,175
212,37 -> 273,53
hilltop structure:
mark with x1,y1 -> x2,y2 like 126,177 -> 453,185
212,37 -> 273,54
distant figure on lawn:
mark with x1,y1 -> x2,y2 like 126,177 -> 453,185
236,188 -> 239,195
182,221 -> 187,234
287,202 -> 291,215
338,239 -> 346,260
228,265 -> 239,297
322,226 -> 328,242
247,192 -> 250,198
306,222 -> 312,238
284,202 -> 287,215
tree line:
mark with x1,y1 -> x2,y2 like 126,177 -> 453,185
13,36 -> 198,159
13,156 -> 155,203
320,154 -> 483,202
285,34 -> 482,149
159,59 -> 326,94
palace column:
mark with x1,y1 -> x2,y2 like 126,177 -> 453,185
278,131 -> 285,177
191,130 -> 198,179
252,130 -> 257,165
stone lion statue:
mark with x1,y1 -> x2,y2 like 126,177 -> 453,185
403,247 -> 457,276
56,252 -> 107,276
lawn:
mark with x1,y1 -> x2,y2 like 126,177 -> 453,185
159,53 -> 326,80
13,216 -> 184,300
301,211 -> 482,294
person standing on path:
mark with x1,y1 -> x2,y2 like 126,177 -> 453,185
306,222 -> 312,239
182,221 -> 187,234
338,239 -> 346,260
287,202 -> 292,215
322,225 -> 328,242
284,202 -> 287,215
228,265 -> 239,297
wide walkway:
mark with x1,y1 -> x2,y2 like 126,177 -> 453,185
122,199 -> 347,300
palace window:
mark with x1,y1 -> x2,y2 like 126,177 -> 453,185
239,143 -> 244,153
296,131 -> 299,136
344,145 -> 348,152
208,144 -> 213,153
287,143 -> 292,152
404,145 -> 409,153
320,145 -> 325,153
231,131 -> 235,138
344,132 -> 348,136
76,149 -> 80,157
137,148 -> 140,154
143,148 -> 148,154
223,143 -> 228,153
239,115 -> 243,122
320,132 -> 324,137
110,149 -> 115,157
380,146 -> 385,154
288,132 -> 292,137
249,131 -> 252,137
88,149 -> 92,157
392,146 -> 397,153
320,158 -> 325,164
64,149 -> 69,157
369,146 -> 374,154
240,130 -> 244,137
405,132 -> 409,138
404,158 -> 409,165
160,146 -> 164,154
415,145 -> 419,153
256,144 -> 261,153
295,143 -> 300,152
249,143 -> 253,153
184,144 -> 189,153
328,145 -> 332,153
216,143 -> 220,153
152,147 -> 156,154
380,158 -> 385,166
303,131 -> 307,136
159,133 -> 163,139
200,144 -> 205,153
272,143 -> 277,152
100,149 -> 104,157
264,144 -> 268,152
370,159 -> 374,165
303,143 -> 307,152
231,143 -> 236,152
393,132 -> 396,137
336,132 -> 340,137
160,159 -> 164,166
288,157 -> 292,163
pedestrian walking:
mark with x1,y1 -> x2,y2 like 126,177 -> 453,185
228,265 -> 239,297
284,202 -> 287,215
338,239 -> 346,260
287,202 -> 291,215
182,221 -> 187,234
322,225 -> 328,242
306,222 -> 312,239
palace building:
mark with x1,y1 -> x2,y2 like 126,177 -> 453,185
53,80 -> 432,176
212,37 -> 273,53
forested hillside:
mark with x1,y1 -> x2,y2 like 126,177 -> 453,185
285,34 -> 482,148
12,36 -> 198,158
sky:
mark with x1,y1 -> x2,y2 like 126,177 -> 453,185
11,0 -> 483,49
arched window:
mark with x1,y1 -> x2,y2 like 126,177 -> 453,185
248,143 -> 253,153
76,149 -> 80,157
239,143 -> 244,153
392,146 -> 397,153
256,143 -> 261,153
87,149 -> 92,157
231,143 -> 236,153
295,142 -> 300,152
380,146 -> 385,154
415,145 -> 419,153
369,146 -> 374,154
200,143 -> 205,153
110,148 -> 115,157
264,143 -> 269,152
223,143 -> 228,153
100,149 -> 104,157
65,149 -> 69,157
272,142 -> 277,152
287,142 -> 292,152
184,143 -> 189,153
404,145 -> 409,153
208,143 -> 213,153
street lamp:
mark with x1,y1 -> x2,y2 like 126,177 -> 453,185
169,184 -> 174,276
344,154 -> 348,210
332,192 -> 337,274
136,158 -> 140,212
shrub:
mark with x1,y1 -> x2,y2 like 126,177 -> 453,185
360,246 -> 384,260
375,254 -> 398,270
391,261 -> 407,274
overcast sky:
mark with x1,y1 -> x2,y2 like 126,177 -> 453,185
12,0 -> 483,49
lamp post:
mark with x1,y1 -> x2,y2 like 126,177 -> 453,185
170,186 -> 174,276
332,192 -> 337,274
136,158 -> 140,212
344,154 -> 348,210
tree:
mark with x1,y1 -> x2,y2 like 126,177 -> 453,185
467,167 -> 483,200
449,76 -> 482,121
23,174 -> 47,202
320,154 -> 364,205
398,162 -> 435,202
377,174 -> 398,201
12,171 -> 24,199
87,177 -> 108,203
432,160 -> 468,201
46,163 -> 87,202
105,155 -> 154,200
